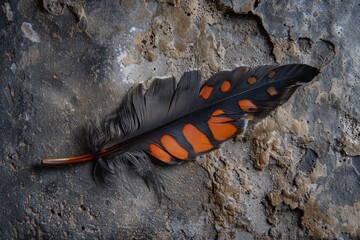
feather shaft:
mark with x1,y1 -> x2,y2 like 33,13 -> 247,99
41,153 -> 96,165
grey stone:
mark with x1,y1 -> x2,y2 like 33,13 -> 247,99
1,0 -> 359,239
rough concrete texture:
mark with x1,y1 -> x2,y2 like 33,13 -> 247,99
1,0 -> 359,239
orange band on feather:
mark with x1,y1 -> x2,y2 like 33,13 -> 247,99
208,110 -> 237,141
183,124 -> 213,153
199,85 -> 213,100
149,143 -> 172,163
161,135 -> 188,160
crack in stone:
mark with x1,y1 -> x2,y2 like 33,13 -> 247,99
208,1 -> 277,62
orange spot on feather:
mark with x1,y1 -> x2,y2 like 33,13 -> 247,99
221,80 -> 231,92
149,144 -> 172,163
160,135 -> 188,160
267,86 -> 277,96
238,99 -> 257,112
199,85 -> 213,100
183,124 -> 213,153
208,110 -> 237,141
247,76 -> 257,85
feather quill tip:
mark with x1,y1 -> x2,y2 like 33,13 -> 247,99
41,153 -> 95,165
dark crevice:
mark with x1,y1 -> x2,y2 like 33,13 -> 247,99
318,38 -> 337,71
254,0 -> 261,9
287,26 -> 293,41
206,0 -> 233,12
319,38 -> 336,54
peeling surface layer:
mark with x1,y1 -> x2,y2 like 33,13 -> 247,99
0,0 -> 359,239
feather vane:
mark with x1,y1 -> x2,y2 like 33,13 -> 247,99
42,64 -> 319,199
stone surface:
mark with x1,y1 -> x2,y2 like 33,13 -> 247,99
0,0 -> 359,239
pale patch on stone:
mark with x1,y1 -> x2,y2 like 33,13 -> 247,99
2,2 -> 13,21
343,138 -> 360,157
21,22 -> 40,43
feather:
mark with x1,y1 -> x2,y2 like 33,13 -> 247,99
42,64 -> 319,199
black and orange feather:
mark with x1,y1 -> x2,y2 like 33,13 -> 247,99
42,64 -> 319,199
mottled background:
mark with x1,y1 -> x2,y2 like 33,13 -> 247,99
0,0 -> 359,239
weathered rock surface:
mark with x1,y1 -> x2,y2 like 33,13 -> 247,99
1,0 -> 359,239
